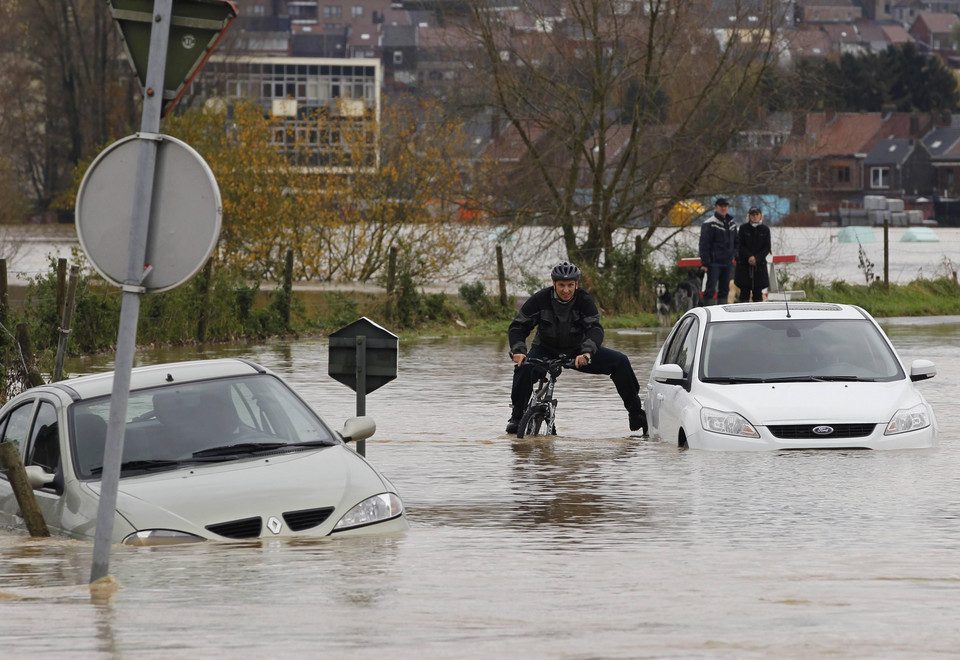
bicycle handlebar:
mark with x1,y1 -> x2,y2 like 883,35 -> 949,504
522,355 -> 579,373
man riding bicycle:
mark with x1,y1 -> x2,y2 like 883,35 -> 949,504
506,261 -> 647,435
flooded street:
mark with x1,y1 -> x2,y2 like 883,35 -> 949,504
2,319 -> 960,658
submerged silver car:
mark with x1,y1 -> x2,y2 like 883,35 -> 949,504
0,359 -> 408,544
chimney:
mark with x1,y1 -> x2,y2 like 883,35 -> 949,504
791,111 -> 806,136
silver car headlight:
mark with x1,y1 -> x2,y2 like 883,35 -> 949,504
122,529 -> 206,546
884,403 -> 930,435
700,407 -> 760,438
333,493 -> 403,532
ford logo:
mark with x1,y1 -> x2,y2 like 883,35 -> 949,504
812,425 -> 834,435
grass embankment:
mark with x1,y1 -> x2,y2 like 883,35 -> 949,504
793,276 -> 960,318
408,276 -> 960,339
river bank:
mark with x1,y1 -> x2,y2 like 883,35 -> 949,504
5,222 -> 960,291
3,222 -> 959,343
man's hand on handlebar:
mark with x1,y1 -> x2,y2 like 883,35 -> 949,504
512,353 -> 526,366
575,353 -> 591,369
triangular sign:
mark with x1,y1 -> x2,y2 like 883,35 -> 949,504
108,0 -> 237,117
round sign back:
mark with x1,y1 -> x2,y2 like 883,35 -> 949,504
75,133 -> 221,292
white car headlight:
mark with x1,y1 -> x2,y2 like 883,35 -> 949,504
885,403 -> 930,435
700,407 -> 760,438
122,529 -> 206,546
333,493 -> 403,532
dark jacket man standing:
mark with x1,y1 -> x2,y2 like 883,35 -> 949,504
699,197 -> 739,305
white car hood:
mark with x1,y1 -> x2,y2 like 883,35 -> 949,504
84,446 -> 387,535
695,380 -> 921,425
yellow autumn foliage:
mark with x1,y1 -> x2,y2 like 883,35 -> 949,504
164,97 -> 479,283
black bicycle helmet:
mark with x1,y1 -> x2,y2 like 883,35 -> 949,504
551,261 -> 581,281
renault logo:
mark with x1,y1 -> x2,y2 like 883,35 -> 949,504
267,517 -> 283,534
812,425 -> 834,435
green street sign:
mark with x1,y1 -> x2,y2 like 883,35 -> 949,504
108,0 -> 237,117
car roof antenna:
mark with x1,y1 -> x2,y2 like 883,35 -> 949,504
774,262 -> 791,318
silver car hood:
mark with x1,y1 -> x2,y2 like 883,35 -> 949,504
84,445 -> 389,538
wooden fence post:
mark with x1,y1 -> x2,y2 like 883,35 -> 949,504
15,323 -> 45,388
281,249 -> 293,331
0,442 -> 50,537
56,258 -> 67,321
634,235 -> 644,296
196,259 -> 213,343
496,244 -> 507,307
385,246 -> 397,319
0,258 -> 7,325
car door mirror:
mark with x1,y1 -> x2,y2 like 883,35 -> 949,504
24,465 -> 56,489
340,416 -> 376,443
909,359 -> 936,382
654,363 -> 685,384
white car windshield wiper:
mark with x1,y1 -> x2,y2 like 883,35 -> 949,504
192,442 -> 288,457
701,376 -> 765,383
191,440 -> 335,458
762,375 -> 871,383
90,459 -> 189,475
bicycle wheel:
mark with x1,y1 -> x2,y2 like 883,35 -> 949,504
517,403 -> 548,438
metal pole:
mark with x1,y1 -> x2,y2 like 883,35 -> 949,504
883,216 -> 889,287
91,0 -> 173,583
53,264 -> 80,382
355,336 -> 366,457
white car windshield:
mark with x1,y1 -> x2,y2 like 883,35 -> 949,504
70,374 -> 338,479
700,319 -> 904,383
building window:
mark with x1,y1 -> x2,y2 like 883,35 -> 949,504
835,166 -> 850,184
393,51 -> 403,65
871,167 -> 890,189
323,5 -> 342,18
352,5 -> 363,17
290,4 -> 319,23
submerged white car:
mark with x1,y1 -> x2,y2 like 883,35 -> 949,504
0,359 -> 408,544
645,302 -> 938,450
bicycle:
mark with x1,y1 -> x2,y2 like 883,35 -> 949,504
515,355 -> 578,438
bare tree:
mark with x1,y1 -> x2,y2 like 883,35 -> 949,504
0,0 -> 138,213
455,0 -> 789,277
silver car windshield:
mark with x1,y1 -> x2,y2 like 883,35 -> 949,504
70,374 -> 338,479
700,319 -> 904,383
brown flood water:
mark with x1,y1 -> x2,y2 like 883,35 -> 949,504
2,318 -> 960,658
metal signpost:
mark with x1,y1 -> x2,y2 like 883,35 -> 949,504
328,318 -> 398,456
79,0 -> 235,584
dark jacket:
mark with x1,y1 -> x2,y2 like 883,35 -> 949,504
734,221 -> 771,289
508,287 -> 603,356
699,212 -> 739,267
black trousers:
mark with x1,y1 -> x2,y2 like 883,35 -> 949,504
703,263 -> 733,305
737,265 -> 764,302
511,344 -> 641,412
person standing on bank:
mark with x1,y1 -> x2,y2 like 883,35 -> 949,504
699,197 -> 739,305
735,206 -> 771,302
505,261 -> 647,435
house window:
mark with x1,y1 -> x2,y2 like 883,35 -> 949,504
871,167 -> 890,189
835,166 -> 850,184
352,5 -> 363,17
323,5 -> 342,18
393,51 -> 403,65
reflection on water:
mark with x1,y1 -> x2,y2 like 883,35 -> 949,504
2,322 -> 960,657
